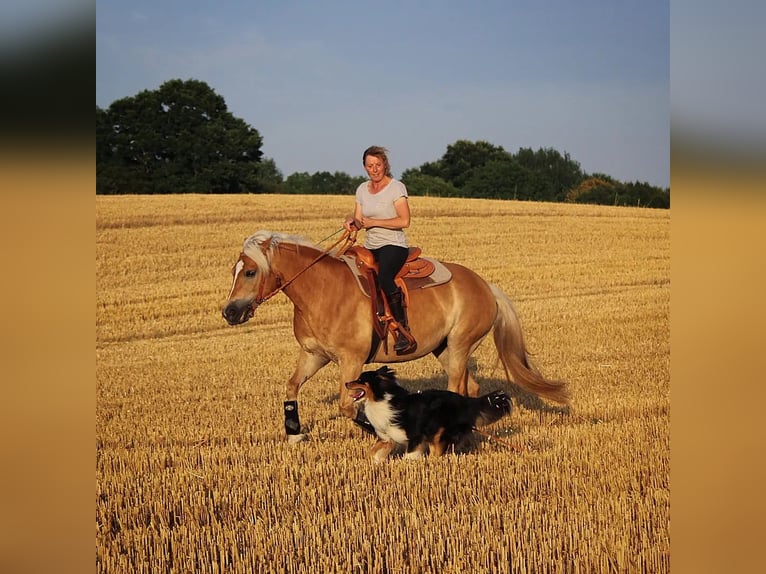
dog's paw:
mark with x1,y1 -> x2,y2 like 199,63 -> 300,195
403,451 -> 424,461
286,433 -> 308,445
372,449 -> 390,464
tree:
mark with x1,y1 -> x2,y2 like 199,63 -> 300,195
567,177 -> 670,208
330,172 -> 366,195
402,141 -> 590,203
309,171 -> 340,195
619,181 -> 670,208
282,172 -> 313,194
282,171 -> 364,195
97,79 -> 264,194
437,140 -> 511,188
461,159 -> 529,199
255,158 -> 284,193
401,170 -> 460,197
514,147 -> 584,202
565,177 -> 617,204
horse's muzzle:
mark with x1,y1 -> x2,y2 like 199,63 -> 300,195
222,300 -> 255,325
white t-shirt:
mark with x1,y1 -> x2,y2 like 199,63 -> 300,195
355,179 -> 409,249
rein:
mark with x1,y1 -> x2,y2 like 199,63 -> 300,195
254,229 -> 357,305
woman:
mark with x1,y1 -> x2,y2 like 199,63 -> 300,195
343,146 -> 416,354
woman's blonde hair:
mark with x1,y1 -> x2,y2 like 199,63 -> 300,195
362,146 -> 392,177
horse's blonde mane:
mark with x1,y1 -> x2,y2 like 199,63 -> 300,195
242,230 -> 319,276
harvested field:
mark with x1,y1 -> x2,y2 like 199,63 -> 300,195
96,194 -> 669,573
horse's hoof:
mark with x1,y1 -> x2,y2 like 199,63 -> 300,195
286,433 -> 307,445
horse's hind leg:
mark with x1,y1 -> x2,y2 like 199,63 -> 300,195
284,350 -> 330,444
433,346 -> 480,397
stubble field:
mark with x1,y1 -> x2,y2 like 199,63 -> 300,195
96,194 -> 669,573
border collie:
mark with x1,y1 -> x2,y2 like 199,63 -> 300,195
345,366 -> 511,462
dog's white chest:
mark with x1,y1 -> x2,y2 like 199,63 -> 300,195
364,398 -> 408,444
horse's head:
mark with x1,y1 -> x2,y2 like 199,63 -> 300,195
221,233 -> 281,325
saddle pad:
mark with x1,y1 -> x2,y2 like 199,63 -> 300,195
339,255 -> 452,298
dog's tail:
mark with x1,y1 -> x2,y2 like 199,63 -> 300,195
474,390 -> 512,427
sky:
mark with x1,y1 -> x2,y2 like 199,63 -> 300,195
671,1 -> 766,154
95,1 -> 670,187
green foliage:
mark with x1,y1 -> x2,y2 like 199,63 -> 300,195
400,171 -> 461,197
96,79 -> 669,206
461,159 -> 528,199
567,177 -> 670,208
436,140 -> 511,188
401,141 -> 668,208
566,178 -> 618,205
513,147 -> 584,201
254,158 -> 284,194
403,142 -> 588,203
618,181 -> 670,208
283,171 -> 365,195
282,172 -> 311,194
97,79 -> 264,194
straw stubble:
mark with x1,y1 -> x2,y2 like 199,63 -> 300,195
97,194 -> 669,573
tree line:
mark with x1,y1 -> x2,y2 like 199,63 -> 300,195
97,79 -> 669,208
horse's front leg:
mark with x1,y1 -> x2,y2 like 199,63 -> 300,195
284,350 -> 330,444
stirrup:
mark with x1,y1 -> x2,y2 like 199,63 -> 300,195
394,330 -> 417,354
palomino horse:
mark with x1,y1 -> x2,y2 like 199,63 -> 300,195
222,230 -> 569,443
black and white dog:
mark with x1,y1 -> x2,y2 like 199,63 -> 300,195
345,366 -> 511,462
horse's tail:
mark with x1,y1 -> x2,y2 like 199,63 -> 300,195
489,284 -> 570,405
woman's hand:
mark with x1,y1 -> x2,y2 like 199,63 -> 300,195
344,218 -> 360,232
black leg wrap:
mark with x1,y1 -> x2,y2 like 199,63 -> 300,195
353,409 -> 377,436
284,400 -> 301,435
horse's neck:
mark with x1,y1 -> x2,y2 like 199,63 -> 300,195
272,247 -> 341,309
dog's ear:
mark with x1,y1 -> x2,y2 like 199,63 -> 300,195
377,366 -> 396,382
358,368 -> 382,384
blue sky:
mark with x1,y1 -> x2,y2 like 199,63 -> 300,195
96,1 -> 669,187
671,1 -> 766,152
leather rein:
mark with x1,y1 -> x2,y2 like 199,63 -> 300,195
251,230 -> 357,306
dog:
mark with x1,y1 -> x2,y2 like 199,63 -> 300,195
345,366 -> 512,462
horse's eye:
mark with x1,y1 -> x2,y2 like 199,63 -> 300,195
245,270 -> 257,278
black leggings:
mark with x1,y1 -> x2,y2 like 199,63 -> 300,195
370,245 -> 408,296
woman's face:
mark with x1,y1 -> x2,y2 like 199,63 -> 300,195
364,155 -> 387,182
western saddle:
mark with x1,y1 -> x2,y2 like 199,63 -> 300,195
340,243 -> 434,355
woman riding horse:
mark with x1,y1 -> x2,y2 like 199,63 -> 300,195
343,146 -> 416,354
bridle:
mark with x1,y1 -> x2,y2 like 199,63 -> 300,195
246,229 -> 357,306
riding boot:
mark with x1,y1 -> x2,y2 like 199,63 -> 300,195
387,289 -> 417,354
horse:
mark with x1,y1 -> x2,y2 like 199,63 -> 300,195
222,230 -> 569,443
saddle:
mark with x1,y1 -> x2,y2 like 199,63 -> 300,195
340,244 -> 443,355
